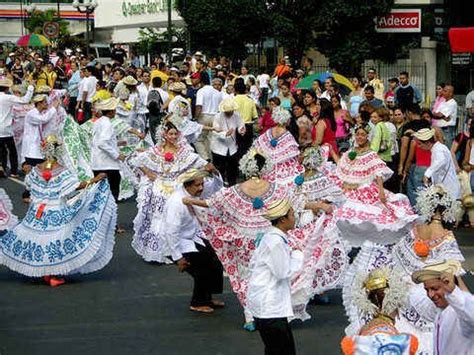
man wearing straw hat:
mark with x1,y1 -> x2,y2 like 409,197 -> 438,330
91,98 -> 126,204
412,260 -> 474,355
414,127 -> 461,200
163,168 -> 223,314
0,77 -> 34,177
210,97 -> 245,186
247,199 -> 303,355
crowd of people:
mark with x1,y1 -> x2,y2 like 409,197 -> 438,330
1,46 -> 474,354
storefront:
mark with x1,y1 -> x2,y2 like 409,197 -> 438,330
94,0 -> 182,44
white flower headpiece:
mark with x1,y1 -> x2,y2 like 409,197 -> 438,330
302,146 -> 324,170
272,107 -> 291,126
352,266 -> 409,319
415,185 -> 462,223
239,148 -> 273,178
41,135 -> 65,162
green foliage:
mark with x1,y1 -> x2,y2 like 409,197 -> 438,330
25,9 -> 70,37
176,0 -> 269,60
137,26 -> 187,57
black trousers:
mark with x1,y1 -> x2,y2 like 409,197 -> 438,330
237,123 -> 254,159
0,136 -> 18,175
82,102 -> 92,123
254,317 -> 296,355
93,169 -> 121,202
182,240 -> 223,307
212,151 -> 239,186
22,157 -> 45,198
67,96 -> 77,116
148,113 -> 166,144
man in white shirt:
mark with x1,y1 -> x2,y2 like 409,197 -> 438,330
91,98 -> 125,202
466,88 -> 474,120
247,199 -> 303,355
256,70 -> 270,107
432,84 -> 457,148
77,66 -> 97,122
22,94 -> 59,167
0,77 -> 34,177
164,168 -> 223,313
412,260 -> 474,355
210,98 -> 245,186
414,128 -> 461,200
195,78 -> 223,160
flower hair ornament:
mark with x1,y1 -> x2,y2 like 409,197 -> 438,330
415,185 -> 462,224
167,102 -> 188,131
41,135 -> 64,163
272,107 -> 291,127
302,146 -> 324,171
352,267 -> 409,319
238,148 -> 272,179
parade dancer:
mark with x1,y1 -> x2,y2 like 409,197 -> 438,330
251,107 -> 304,187
130,121 -> 210,263
0,188 -> 17,231
341,267 -> 419,355
247,199 -> 302,355
412,260 -> 474,355
162,168 -> 224,313
0,135 -> 117,287
331,124 -> 418,247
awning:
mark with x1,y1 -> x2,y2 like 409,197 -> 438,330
449,27 -> 474,53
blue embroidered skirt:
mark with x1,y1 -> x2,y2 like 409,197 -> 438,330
0,180 -> 117,277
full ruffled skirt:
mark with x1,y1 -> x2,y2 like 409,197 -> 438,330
0,180 -> 117,277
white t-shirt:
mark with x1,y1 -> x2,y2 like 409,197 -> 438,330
82,76 -> 98,103
257,74 -> 270,89
435,98 -> 457,128
196,85 -> 223,115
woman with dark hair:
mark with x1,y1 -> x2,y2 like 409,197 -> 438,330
129,120 -> 211,263
303,89 -> 320,119
332,94 -> 352,152
313,98 -> 338,154
291,101 -> 312,148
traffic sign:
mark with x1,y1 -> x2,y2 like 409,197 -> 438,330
43,22 -> 60,39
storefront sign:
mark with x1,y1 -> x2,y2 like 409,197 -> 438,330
452,53 -> 472,66
375,9 -> 421,33
122,0 -> 165,17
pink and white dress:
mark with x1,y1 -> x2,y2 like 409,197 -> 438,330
252,129 -> 304,187
0,188 -> 17,231
197,181 -> 346,321
331,150 -> 418,247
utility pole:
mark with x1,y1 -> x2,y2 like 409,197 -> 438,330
167,0 -> 172,65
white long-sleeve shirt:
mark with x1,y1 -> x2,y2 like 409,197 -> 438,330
210,112 -> 245,156
0,85 -> 34,137
90,116 -> 121,170
21,107 -> 57,160
424,142 -> 461,199
434,287 -> 474,355
163,175 -> 223,262
247,227 -> 303,319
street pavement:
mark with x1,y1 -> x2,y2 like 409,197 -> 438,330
0,177 -> 473,355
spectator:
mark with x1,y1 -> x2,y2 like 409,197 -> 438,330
432,84 -> 458,148
395,71 -> 422,112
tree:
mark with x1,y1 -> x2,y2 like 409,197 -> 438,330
25,9 -> 70,37
176,0 -> 269,61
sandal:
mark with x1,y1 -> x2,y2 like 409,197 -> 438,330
210,299 -> 225,308
189,306 -> 214,314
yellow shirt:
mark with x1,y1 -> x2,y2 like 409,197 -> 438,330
30,70 -> 48,88
46,71 -> 57,88
234,94 -> 258,124
150,70 -> 168,88
93,89 -> 112,103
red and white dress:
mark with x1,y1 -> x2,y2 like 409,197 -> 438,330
252,129 -> 304,187
331,150 -> 418,247
0,188 -> 17,231
197,181 -> 346,321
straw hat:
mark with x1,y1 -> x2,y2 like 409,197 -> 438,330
122,76 -> 138,86
412,260 -> 462,284
219,97 -> 239,113
413,128 -> 435,141
32,94 -> 48,103
169,82 -> 187,94
178,168 -> 209,184
194,51 -> 203,57
0,78 -> 13,88
264,199 -> 291,221
95,97 -> 119,111
35,85 -> 51,94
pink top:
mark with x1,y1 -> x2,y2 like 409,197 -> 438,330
335,109 -> 349,138
432,95 -> 446,113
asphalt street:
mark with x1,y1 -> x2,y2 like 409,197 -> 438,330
0,177 -> 473,355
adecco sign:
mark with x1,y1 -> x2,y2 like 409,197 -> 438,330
375,9 -> 421,33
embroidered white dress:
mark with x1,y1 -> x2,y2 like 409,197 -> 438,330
0,167 -> 117,277
130,142 -> 207,262
0,188 -> 17,230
